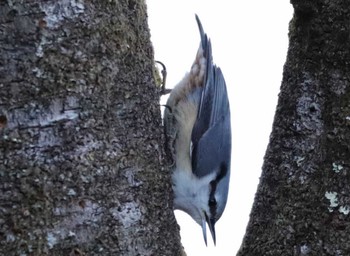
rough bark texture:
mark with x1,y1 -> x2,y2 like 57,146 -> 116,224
238,1 -> 350,255
0,1 -> 182,255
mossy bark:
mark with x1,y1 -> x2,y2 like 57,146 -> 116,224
0,1 -> 182,255
238,1 -> 350,255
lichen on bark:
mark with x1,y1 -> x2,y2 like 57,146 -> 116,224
0,1 -> 182,255
238,1 -> 350,255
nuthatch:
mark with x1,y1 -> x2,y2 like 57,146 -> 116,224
163,15 -> 231,245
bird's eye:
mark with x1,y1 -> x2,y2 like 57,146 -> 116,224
209,197 -> 217,207
209,180 -> 217,207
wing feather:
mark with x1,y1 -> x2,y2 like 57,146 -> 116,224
191,16 -> 231,178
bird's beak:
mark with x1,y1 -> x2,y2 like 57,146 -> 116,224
202,212 -> 216,246
201,217 -> 208,246
208,217 -> 216,245
204,212 -> 216,245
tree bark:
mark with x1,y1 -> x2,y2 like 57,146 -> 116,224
238,1 -> 350,255
0,1 -> 182,255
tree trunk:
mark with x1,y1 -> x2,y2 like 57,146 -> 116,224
0,1 -> 182,255
238,1 -> 350,255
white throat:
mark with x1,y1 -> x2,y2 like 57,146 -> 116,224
172,169 -> 215,225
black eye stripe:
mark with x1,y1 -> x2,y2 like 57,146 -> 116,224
209,193 -> 217,206
208,163 -> 228,218
217,162 -> 228,182
209,162 -> 227,194
209,186 -> 217,218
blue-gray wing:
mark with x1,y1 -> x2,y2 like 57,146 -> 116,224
191,68 -> 231,178
191,15 -> 231,177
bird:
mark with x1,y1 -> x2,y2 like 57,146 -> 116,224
163,14 -> 231,246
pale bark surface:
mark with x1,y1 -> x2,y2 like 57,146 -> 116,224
238,1 -> 350,255
0,1 -> 182,255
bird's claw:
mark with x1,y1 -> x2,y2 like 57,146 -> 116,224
156,61 -> 172,95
